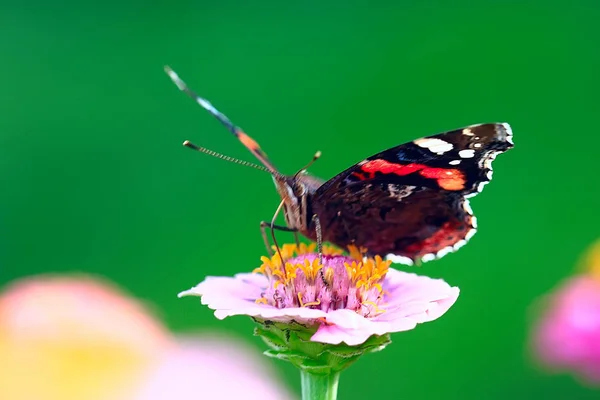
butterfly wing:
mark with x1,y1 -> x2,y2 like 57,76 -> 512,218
311,123 -> 514,264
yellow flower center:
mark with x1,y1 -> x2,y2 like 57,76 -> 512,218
253,243 -> 392,316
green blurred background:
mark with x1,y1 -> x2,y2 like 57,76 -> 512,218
2,0 -> 599,398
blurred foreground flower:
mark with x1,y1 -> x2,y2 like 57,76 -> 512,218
136,336 -> 292,400
531,240 -> 600,385
0,275 -> 293,400
180,243 -> 459,399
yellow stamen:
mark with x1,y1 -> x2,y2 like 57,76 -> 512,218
253,255 -> 276,274
296,242 -> 317,255
348,244 -> 368,261
362,300 -> 386,315
322,245 -> 344,256
297,293 -> 321,308
299,258 -> 323,282
255,242 -> 391,312
344,261 -> 361,283
344,256 -> 391,293
255,297 -> 268,304
324,267 -> 334,286
270,243 -> 299,262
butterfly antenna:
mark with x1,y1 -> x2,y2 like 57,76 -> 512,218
165,66 -> 278,174
293,150 -> 322,179
182,140 -> 283,177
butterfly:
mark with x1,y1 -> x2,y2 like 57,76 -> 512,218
165,67 -> 514,265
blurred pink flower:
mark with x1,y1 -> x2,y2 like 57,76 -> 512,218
0,275 -> 293,400
135,337 -> 293,400
0,275 -> 169,400
180,244 -> 459,346
532,275 -> 600,384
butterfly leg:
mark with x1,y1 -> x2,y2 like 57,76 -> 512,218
311,214 -> 323,264
311,214 -> 328,286
259,221 -> 298,256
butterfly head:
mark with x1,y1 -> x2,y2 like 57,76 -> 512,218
272,173 -> 324,233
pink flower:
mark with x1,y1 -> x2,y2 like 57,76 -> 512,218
0,275 -> 170,400
179,244 -> 459,346
135,337 -> 294,400
532,275 -> 600,384
0,275 -> 294,400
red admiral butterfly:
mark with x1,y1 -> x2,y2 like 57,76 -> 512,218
165,67 -> 514,265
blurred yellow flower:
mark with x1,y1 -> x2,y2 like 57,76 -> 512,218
0,275 -> 293,400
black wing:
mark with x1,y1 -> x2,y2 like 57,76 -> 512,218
311,123 -> 514,264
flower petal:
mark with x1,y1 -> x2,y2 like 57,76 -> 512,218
383,269 -> 457,305
179,274 -> 326,323
378,269 -> 460,324
310,271 -> 459,345
311,308 -> 419,345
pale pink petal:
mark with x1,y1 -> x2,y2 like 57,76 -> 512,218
421,288 -> 460,321
373,270 -> 459,328
215,305 -> 326,321
311,324 -> 369,346
234,272 -> 271,287
180,276 -> 264,304
377,288 -> 460,325
310,280 -> 457,346
323,309 -> 391,336
135,336 -> 295,400
383,269 -> 458,307
311,309 -> 398,345
180,275 -> 326,323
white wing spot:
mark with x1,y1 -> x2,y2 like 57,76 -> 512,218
414,138 -> 453,155
436,246 -> 454,259
501,123 -> 514,145
463,199 -> 473,215
386,254 -> 414,266
459,149 -> 476,158
463,128 -> 475,136
482,151 -> 498,169
465,228 -> 477,241
474,143 -> 482,148
387,185 -> 416,201
449,160 -> 461,165
453,239 -> 467,251
471,216 -> 478,229
421,253 -> 436,263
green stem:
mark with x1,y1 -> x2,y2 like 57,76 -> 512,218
300,370 -> 340,400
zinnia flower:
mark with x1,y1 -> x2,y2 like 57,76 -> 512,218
0,275 -> 293,400
531,241 -> 600,385
179,243 -> 459,347
136,337 -> 294,400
